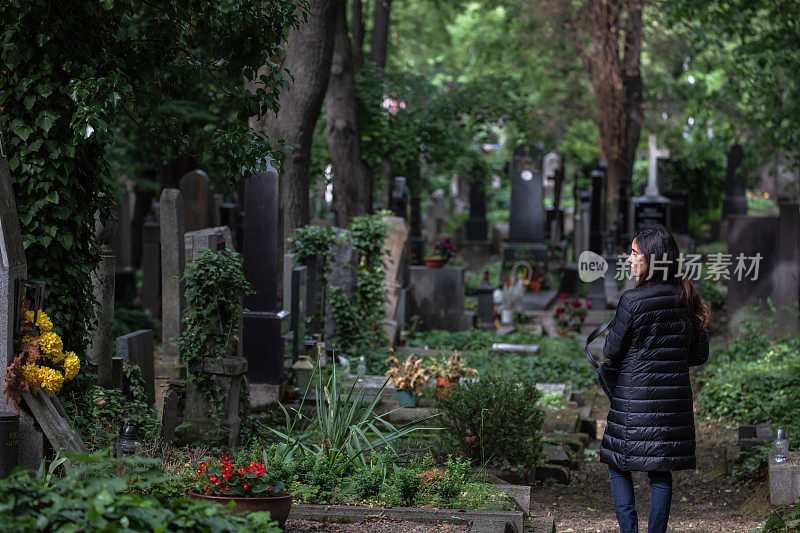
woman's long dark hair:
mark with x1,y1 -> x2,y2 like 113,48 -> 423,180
631,224 -> 711,334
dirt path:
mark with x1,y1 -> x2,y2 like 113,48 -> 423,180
530,385 -> 776,532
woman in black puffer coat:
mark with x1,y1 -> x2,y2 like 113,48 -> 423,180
600,224 -> 710,533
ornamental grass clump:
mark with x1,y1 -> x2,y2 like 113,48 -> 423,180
4,303 -> 81,411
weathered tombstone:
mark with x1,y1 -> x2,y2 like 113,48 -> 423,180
184,226 -> 233,261
388,176 -> 408,218
503,146 -> 548,278
159,387 -> 179,444
632,135 -> 672,233
465,170 -> 488,242
722,145 -> 747,219
140,217 -> 161,318
289,266 -> 307,362
476,272 -> 495,330
116,329 -> 156,405
559,264 -> 579,296
408,170 -> 425,266
773,199 -> 799,336
726,214 -> 778,332
324,229 -> 359,346
179,169 -> 215,232
409,265 -> 472,331
428,189 -> 447,241
87,210 -> 116,387
159,189 -> 185,371
242,165 -> 288,393
382,215 -> 410,343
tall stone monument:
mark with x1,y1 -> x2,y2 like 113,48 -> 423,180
503,146 -> 547,274
632,134 -> 672,233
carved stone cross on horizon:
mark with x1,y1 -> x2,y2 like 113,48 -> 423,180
646,134 -> 670,197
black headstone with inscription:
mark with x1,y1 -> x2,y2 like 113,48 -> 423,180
465,171 -> 488,241
503,146 -> 548,275
242,165 -> 287,384
722,144 -> 746,219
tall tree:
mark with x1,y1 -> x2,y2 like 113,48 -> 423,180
580,0 -> 643,230
251,0 -> 339,240
369,0 -> 393,68
352,0 -> 365,70
326,1 -> 372,226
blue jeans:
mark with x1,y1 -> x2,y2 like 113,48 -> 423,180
608,466 -> 672,533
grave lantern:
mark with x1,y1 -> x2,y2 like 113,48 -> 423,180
291,355 -> 314,393
116,422 -> 142,458
15,279 -> 46,339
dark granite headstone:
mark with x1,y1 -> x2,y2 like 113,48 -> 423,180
242,165 -> 287,384
289,265 -> 307,363
589,166 -> 606,253
633,197 -> 671,233
663,190 -> 688,234
545,206 -> 565,240
465,172 -> 488,241
159,387 -> 179,444
408,171 -> 424,265
722,145 -> 747,219
509,146 -> 545,242
140,219 -> 160,318
180,169 -> 214,232
389,176 -> 408,218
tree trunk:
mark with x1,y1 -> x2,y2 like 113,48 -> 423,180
326,1 -> 372,227
368,0 -> 392,68
584,0 -> 643,233
352,0 -> 365,71
250,0 -> 339,242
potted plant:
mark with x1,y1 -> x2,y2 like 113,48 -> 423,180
424,237 -> 456,268
384,354 -> 430,407
188,453 -> 291,528
179,248 -> 255,448
553,293 -> 591,335
428,350 -> 478,399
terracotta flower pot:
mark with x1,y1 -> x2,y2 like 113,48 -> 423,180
188,491 -> 292,528
557,328 -> 569,337
424,256 -> 448,268
434,376 -> 460,399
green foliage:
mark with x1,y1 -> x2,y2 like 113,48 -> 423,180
0,451 -> 280,532
699,278 -> 726,310
0,1 -> 301,363
392,465 -> 422,506
756,500 -> 800,532
435,455 -> 472,500
465,261 -> 502,296
179,248 -> 254,419
351,465 -> 385,500
289,225 -> 337,267
437,375 -> 545,468
270,356 -> 437,473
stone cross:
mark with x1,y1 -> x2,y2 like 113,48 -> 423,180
645,134 -> 670,197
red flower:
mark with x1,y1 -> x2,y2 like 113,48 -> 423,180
559,293 -> 568,301
555,308 -> 564,317
586,300 -> 592,309
243,483 -> 249,490
209,475 -> 217,482
571,298 -> 581,307
580,313 -> 586,321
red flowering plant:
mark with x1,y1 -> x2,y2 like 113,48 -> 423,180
553,293 -> 592,331
434,237 -> 456,260
193,453 -> 285,497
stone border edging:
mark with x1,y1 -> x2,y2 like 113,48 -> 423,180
289,503 -> 524,532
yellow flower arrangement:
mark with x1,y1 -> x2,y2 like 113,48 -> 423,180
17,310 -> 80,394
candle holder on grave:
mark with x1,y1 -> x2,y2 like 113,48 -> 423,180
14,279 -> 46,341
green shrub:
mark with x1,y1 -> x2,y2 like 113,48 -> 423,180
0,452 -> 280,533
437,376 -> 545,468
392,465 -> 421,506
435,455 -> 471,500
352,466 -> 384,499
698,278 -> 725,310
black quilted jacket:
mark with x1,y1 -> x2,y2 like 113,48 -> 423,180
599,280 -> 710,472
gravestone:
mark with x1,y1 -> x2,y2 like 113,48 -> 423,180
87,210 -> 116,387
726,214 -> 778,332
662,190 -> 688,234
0,157 -> 48,469
388,176 -> 408,218
722,145 -> 747,219
382,215 -> 409,344
242,164 -> 288,389
465,171 -> 488,242
428,189 -> 447,242
503,146 -> 548,281
545,206 -> 565,240
179,169 -> 215,232
409,266 -> 472,331
112,188 -> 132,270
160,387 -> 179,444
184,226 -> 233,261
288,266 -> 307,363
407,170 -> 425,266
586,166 -> 609,308
116,329 -> 156,405
632,135 -> 672,233
159,189 -> 185,370
324,229 -> 359,346
140,217 -> 160,318
773,199 -> 799,336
